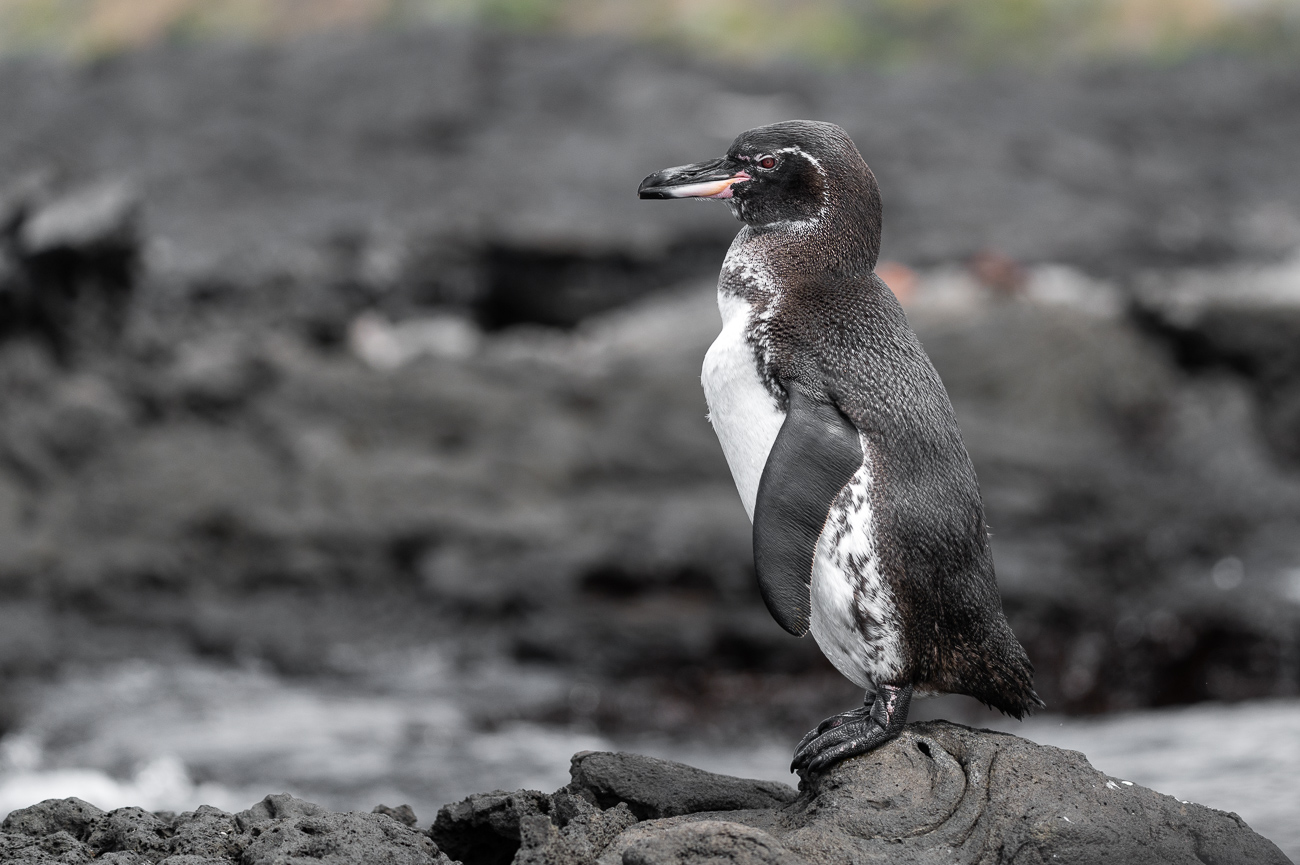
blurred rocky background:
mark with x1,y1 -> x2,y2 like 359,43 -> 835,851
1,0 -> 1300,858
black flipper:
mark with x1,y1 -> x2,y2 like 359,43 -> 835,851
753,387 -> 864,636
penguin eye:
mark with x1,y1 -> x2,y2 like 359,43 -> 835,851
758,156 -> 777,169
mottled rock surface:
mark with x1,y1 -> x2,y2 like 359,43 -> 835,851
1,726 -> 1290,863
425,726 -> 1294,864
565,751 -> 796,820
0,793 -> 451,865
597,723 -> 1292,864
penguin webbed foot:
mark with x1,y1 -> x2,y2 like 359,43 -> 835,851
791,684 -> 912,779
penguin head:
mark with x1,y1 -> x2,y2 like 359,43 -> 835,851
639,120 -> 882,265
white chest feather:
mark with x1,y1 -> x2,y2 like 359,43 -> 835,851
701,291 -> 785,521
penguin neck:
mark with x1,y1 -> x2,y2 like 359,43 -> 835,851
735,202 -> 879,281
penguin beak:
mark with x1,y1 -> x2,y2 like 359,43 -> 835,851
638,158 -> 750,200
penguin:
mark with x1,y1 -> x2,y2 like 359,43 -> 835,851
638,120 -> 1042,777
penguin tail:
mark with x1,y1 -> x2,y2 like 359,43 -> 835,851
947,633 -> 1045,719
997,687 -> 1047,720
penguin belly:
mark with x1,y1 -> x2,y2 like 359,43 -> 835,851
701,291 -> 785,521
809,445 -> 906,691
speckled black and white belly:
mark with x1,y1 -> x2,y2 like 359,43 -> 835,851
809,444 -> 906,690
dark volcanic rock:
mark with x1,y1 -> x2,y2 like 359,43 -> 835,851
593,725 -> 1291,864
619,821 -> 808,865
374,803 -> 420,828
2,33 -> 1300,297
514,792 -> 638,865
431,789 -> 552,865
1,797 -> 103,841
82,806 -> 171,860
0,794 -> 449,865
239,809 -> 442,865
0,176 -> 140,360
565,751 -> 796,820
235,793 -> 330,829
164,805 -> 242,861
0,732 -> 1288,863
0,829 -> 95,864
1134,261 -> 1300,465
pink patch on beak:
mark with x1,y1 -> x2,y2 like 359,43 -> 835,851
667,171 -> 751,199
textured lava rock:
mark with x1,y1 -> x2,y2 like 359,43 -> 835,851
430,789 -> 552,865
618,821 -> 808,865
565,751 -> 797,820
0,176 -> 139,360
1,796 -> 103,841
0,829 -> 94,864
164,806 -> 242,861
0,730 -> 1289,863
0,793 -> 450,865
374,804 -> 420,828
1134,261 -> 1300,466
595,723 -> 1291,865
239,810 -> 441,865
82,807 -> 172,860
513,791 -> 638,865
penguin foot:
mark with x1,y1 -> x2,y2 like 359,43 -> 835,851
791,684 -> 912,778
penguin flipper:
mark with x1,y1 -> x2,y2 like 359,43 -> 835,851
753,388 -> 863,636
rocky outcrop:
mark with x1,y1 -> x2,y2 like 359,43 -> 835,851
564,751 -> 796,820
0,791 -> 451,865
1134,259 -> 1300,466
593,723 -> 1292,865
5,727 -> 1286,864
0,175 -> 139,360
462,727 -> 1289,865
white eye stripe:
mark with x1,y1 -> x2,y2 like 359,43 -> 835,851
774,146 -> 824,171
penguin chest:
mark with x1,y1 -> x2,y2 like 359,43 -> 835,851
809,445 -> 906,691
701,292 -> 785,522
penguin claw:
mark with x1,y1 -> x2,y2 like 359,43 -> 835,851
790,714 -> 879,773
791,684 -> 913,778
793,706 -> 870,756
794,718 -> 895,775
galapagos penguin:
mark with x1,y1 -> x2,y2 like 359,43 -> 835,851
638,120 -> 1042,777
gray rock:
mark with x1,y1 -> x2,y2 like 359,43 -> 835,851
594,724 -> 1292,865
1133,263 -> 1300,465
18,181 -> 138,256
619,821 -> 809,865
2,797 -> 104,840
235,793 -> 331,831
93,853 -> 147,864
83,807 -> 172,860
239,810 -> 442,865
514,792 -> 638,865
373,803 -> 420,828
164,805 -> 241,861
430,789 -> 552,865
2,727 -> 1288,863
0,795 -> 450,865
0,829 -> 94,864
566,751 -> 796,820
